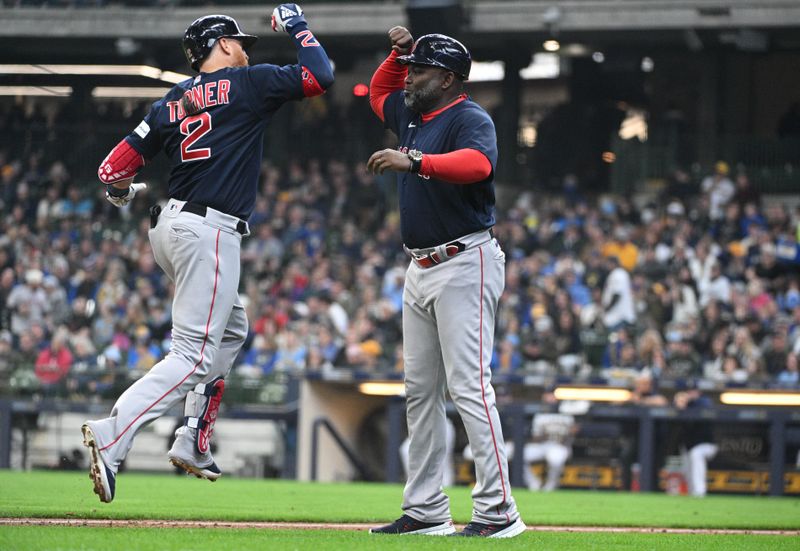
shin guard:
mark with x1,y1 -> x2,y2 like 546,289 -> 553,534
183,377 -> 225,455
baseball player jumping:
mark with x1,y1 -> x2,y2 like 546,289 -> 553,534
366,28 -> 525,538
81,5 -> 333,503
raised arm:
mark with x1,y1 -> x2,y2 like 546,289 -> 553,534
369,26 -> 413,120
272,3 -> 334,96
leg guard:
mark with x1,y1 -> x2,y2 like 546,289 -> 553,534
183,376 -> 225,455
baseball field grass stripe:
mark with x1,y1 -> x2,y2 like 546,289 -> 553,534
0,471 -> 798,529
1,526 -> 798,551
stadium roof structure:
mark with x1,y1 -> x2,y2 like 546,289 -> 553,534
0,1 -> 799,89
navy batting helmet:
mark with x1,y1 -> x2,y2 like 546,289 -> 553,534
397,34 -> 471,80
183,15 -> 258,72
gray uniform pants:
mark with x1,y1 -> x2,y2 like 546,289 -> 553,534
87,199 -> 248,471
402,234 -> 518,525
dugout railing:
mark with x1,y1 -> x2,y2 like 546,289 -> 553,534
380,397 -> 800,496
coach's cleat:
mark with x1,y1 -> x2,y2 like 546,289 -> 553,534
81,423 -> 115,504
168,456 -> 222,481
453,517 -> 527,538
370,515 -> 455,536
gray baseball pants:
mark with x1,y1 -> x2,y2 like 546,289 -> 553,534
401,233 -> 519,525
85,199 -> 248,472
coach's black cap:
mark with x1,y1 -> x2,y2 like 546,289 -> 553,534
397,34 -> 472,80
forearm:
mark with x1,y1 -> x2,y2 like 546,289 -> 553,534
98,138 -> 144,185
369,51 -> 406,120
290,24 -> 334,94
420,148 -> 492,184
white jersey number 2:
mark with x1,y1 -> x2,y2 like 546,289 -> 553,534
180,112 -> 212,162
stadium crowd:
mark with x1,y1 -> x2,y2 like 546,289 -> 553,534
1,102 -> 799,402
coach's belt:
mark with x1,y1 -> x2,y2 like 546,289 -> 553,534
404,228 -> 494,269
181,201 -> 249,236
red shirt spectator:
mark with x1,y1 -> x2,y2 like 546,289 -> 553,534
35,330 -> 73,385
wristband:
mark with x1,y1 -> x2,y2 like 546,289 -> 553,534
106,184 -> 130,198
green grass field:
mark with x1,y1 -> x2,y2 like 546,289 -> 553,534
1,470 -> 798,550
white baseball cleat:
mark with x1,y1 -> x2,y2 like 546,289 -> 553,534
168,456 -> 222,481
167,427 -> 222,481
81,423 -> 116,503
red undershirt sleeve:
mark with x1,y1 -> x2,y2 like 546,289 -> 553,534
369,51 -> 406,121
420,148 -> 493,184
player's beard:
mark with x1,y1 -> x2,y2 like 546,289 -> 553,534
404,79 -> 441,113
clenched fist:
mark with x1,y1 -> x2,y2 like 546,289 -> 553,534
272,4 -> 307,34
389,26 -> 413,56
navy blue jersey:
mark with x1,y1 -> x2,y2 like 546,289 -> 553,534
125,64 -> 305,219
383,91 -> 498,249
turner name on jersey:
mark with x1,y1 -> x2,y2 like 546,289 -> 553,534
167,80 -> 231,122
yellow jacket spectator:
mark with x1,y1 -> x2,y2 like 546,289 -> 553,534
602,227 -> 639,272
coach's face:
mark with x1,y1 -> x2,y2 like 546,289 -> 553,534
404,64 -> 450,113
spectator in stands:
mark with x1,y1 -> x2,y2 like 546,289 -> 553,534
602,226 -> 638,272
698,262 -> 732,307
733,171 -> 761,211
553,310 -> 582,375
0,330 -> 12,394
0,267 -> 15,331
728,326 -> 763,380
703,329 -> 731,382
35,185 -> 66,229
495,332 -> 523,373
34,326 -> 73,394
664,330 -> 702,380
601,255 -> 636,330
273,328 -> 308,374
125,325 -> 160,377
777,352 -> 799,387
673,388 -> 718,497
8,330 -> 40,395
720,354 -> 749,384
701,161 -> 735,222
761,326 -> 790,378
68,333 -> 98,395
669,270 -> 700,325
521,314 -> 558,375
629,370 -> 668,406
43,274 -> 70,328
689,239 -> 718,288
242,334 -> 278,376
6,268 -> 49,336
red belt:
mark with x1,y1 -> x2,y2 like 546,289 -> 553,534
413,242 -> 466,268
